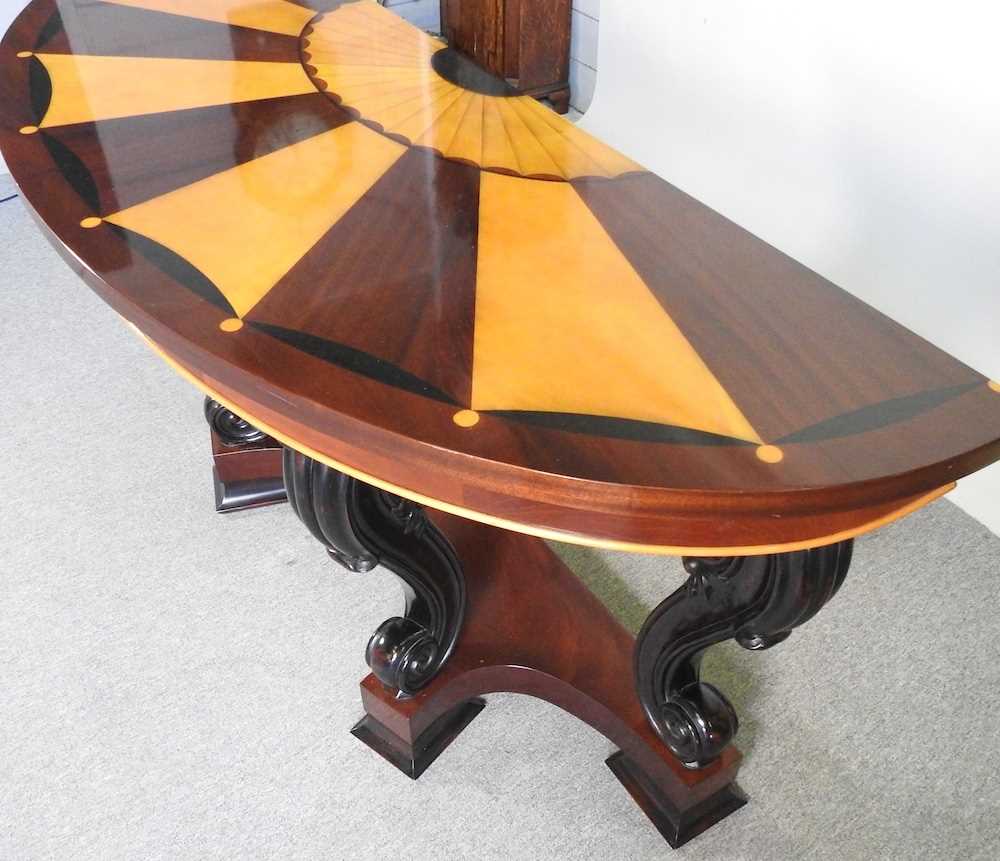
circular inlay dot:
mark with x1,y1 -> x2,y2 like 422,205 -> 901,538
219,318 -> 244,333
79,216 -> 102,229
756,444 -> 784,464
19,125 -> 38,135
989,380 -> 1000,393
453,409 -> 480,428
17,51 -> 33,58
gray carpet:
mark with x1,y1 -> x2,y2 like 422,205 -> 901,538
1,180 -> 999,860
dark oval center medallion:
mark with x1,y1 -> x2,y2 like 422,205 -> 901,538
431,47 -> 517,97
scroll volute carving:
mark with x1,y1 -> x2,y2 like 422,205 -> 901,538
283,449 -> 466,697
636,543 -> 853,767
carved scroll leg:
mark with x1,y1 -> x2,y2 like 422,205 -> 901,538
282,450 -> 466,698
203,398 -> 285,512
204,397 -> 268,447
282,448 -> 377,573
635,542 -> 854,769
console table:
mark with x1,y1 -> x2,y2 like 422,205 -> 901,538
3,0 -> 999,848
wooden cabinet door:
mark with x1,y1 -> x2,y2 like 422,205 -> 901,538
440,0 -> 571,108
441,0 -> 506,77
513,0 -> 570,91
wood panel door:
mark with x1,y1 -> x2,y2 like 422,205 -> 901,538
441,0 -> 571,110
441,0 -> 506,77
509,0 -> 570,92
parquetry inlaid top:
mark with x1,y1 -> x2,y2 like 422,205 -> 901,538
2,0 -> 998,552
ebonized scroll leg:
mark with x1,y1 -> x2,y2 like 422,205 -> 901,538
634,542 -> 854,769
202,398 -> 285,512
282,450 -> 466,698
204,397 -> 268,447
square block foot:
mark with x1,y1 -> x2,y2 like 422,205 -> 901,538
351,698 -> 486,780
606,751 -> 747,848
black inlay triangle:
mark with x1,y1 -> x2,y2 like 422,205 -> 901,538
105,224 -> 236,316
777,382 -> 983,444
491,411 -> 752,446
39,132 -> 100,212
251,323 -> 460,406
33,9 -> 63,51
27,56 -> 50,123
246,149 -> 480,405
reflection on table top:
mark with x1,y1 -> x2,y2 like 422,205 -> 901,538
2,0 -> 999,553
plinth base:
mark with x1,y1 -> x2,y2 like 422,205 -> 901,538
206,433 -> 746,847
351,699 -> 486,780
606,751 -> 747,848
347,510 -> 746,847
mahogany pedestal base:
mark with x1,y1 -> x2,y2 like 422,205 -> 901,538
199,407 -> 862,848
200,410 -> 748,846
346,510 -> 747,848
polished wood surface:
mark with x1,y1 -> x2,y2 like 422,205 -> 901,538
2,0 -> 999,552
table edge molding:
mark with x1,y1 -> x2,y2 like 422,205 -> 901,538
139,330 -> 955,557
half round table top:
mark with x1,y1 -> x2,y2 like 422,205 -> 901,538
2,0 -> 999,554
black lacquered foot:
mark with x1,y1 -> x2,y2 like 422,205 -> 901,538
606,751 -> 747,848
212,468 -> 287,513
351,698 -> 486,780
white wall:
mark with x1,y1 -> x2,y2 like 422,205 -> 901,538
569,0 -> 598,112
583,0 -> 1000,534
384,0 -> 439,32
